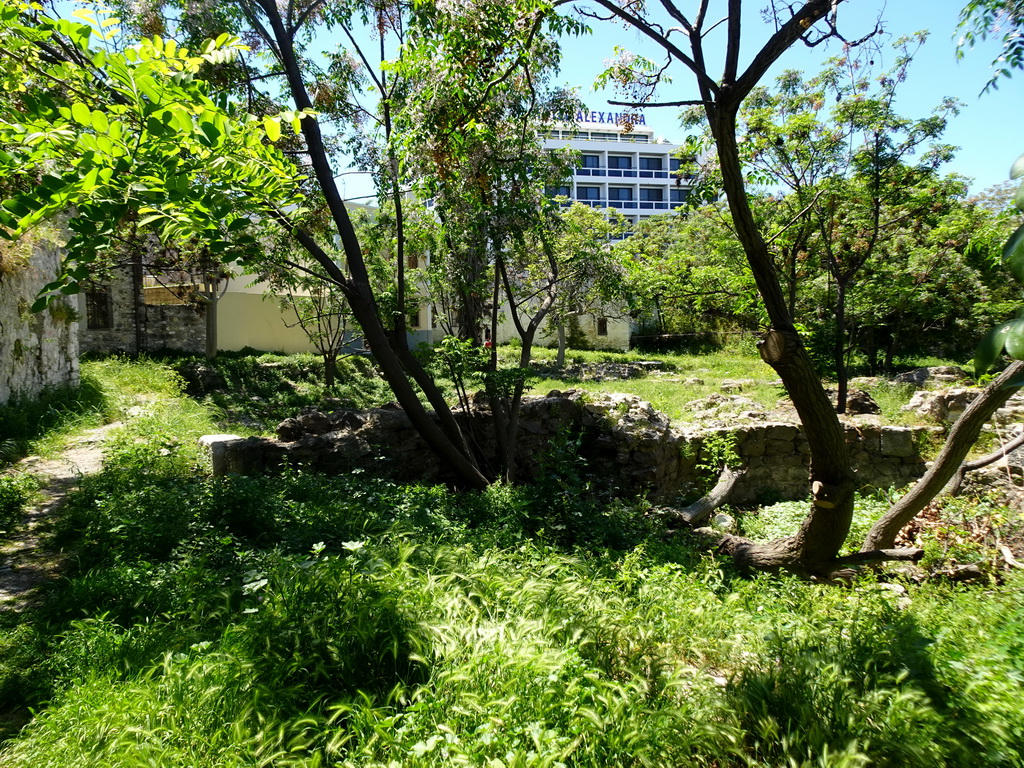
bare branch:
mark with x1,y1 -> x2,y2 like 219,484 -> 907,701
582,0 -> 720,97
607,98 -> 709,107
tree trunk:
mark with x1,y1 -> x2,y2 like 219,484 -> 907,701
204,285 -> 218,361
677,466 -> 744,526
255,2 -> 487,488
710,107 -> 857,573
834,278 -> 847,413
324,354 -> 337,388
862,360 -> 1024,550
556,321 -> 566,368
947,429 -> 1024,496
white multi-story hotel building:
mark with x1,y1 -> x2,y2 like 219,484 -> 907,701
543,110 -> 691,229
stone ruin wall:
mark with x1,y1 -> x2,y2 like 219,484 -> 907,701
0,233 -> 79,405
78,267 -> 206,356
209,391 -> 930,504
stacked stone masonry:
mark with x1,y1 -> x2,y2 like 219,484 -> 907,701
0,233 -> 79,404
210,391 -> 929,503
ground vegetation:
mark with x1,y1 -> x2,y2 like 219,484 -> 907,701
0,354 -> 1023,765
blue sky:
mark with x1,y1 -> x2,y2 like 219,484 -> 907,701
551,1 -> 1021,195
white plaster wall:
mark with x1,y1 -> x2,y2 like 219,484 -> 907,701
494,311 -> 631,351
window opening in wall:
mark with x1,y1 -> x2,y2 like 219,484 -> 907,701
85,287 -> 112,330
671,188 -> 689,204
596,317 -> 608,336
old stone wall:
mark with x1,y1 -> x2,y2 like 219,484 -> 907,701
211,391 -> 928,504
78,266 -> 206,355
0,232 -> 79,405
142,304 -> 206,354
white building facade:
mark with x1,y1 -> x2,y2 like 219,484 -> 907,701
543,110 -> 691,230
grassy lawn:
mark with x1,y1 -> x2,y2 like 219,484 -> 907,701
1,353 -> 1020,767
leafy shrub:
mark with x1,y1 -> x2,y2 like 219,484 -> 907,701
0,473 -> 35,534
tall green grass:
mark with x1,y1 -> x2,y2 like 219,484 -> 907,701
2,355 -> 1022,766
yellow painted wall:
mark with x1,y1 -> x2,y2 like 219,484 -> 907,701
217,292 -> 319,354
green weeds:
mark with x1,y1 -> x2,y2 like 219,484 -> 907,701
1,354 -> 1023,766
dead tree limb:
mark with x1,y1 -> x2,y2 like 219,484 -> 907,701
676,466 -> 744,526
946,428 -> 1024,496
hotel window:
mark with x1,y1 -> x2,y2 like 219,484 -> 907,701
546,185 -> 572,197
608,156 -> 632,169
608,187 -> 633,201
85,287 -> 112,330
670,188 -> 689,204
670,158 -> 681,172
581,154 -> 601,168
639,188 -> 664,202
576,186 -> 601,201
639,157 -> 663,171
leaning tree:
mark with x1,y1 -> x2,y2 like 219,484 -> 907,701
559,0 -> 1024,575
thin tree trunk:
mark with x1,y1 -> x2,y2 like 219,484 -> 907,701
862,360 -> 1024,550
556,321 -> 566,368
204,282 -> 218,361
834,279 -> 847,413
324,354 -> 337,388
253,0 -> 487,488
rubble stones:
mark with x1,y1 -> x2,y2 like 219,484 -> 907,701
904,388 -> 978,423
893,366 -> 969,388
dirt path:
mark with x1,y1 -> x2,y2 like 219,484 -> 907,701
0,423 -> 120,612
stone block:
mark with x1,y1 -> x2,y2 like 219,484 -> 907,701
199,434 -> 243,476
765,438 -> 793,456
742,439 -> 766,457
881,427 -> 916,458
765,424 -> 798,442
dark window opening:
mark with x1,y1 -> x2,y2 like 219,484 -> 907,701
85,288 -> 112,330
596,317 -> 608,336
581,154 -> 601,168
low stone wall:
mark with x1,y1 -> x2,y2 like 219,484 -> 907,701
208,391 -> 928,504
0,232 -> 79,405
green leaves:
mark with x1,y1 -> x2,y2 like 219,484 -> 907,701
974,150 -> 1024,376
1011,151 -> 1024,181
0,1 -> 306,306
1004,224 -> 1024,281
